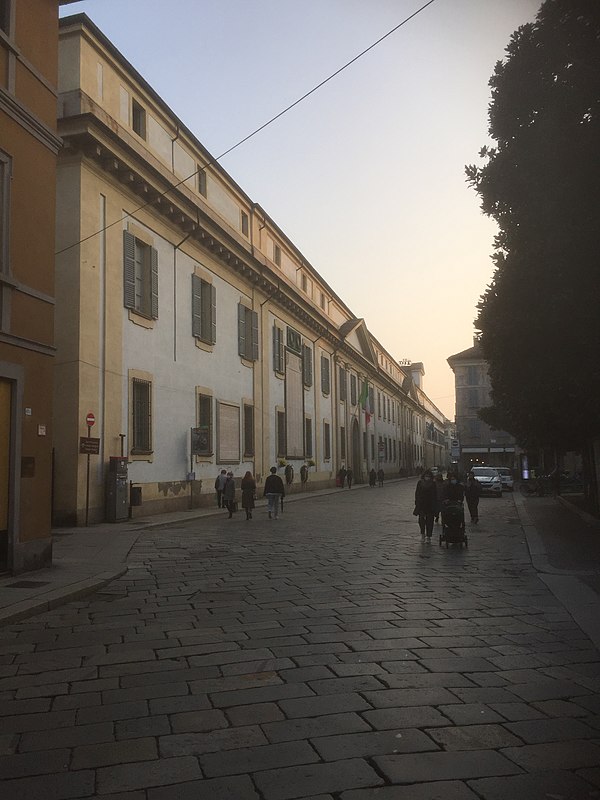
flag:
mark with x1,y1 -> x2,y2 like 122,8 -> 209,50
358,380 -> 371,425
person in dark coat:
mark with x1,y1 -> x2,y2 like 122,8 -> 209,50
214,469 -> 227,508
464,471 -> 482,523
444,472 -> 465,503
434,473 -> 445,523
223,472 -> 236,518
338,466 -> 347,488
346,468 -> 353,489
377,468 -> 384,487
369,468 -> 377,487
263,466 -> 285,519
415,468 -> 437,539
241,470 -> 256,520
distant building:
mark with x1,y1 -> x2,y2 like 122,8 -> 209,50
447,340 -> 518,474
53,14 -> 446,524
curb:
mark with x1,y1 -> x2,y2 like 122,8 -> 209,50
557,495 -> 600,528
0,567 -> 127,627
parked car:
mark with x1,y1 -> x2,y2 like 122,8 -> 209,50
495,467 -> 514,491
470,466 -> 503,497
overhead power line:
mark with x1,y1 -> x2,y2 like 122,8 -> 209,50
56,0 -> 439,256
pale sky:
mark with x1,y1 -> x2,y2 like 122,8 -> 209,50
59,0 -> 541,419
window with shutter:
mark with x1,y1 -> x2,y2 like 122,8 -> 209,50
321,356 -> 330,395
323,422 -> 331,460
238,304 -> 258,360
277,410 -> 286,457
123,231 -> 158,319
350,374 -> 357,405
340,427 -> 346,460
339,367 -> 347,401
131,98 -> 146,139
305,417 -> 313,458
243,404 -> 254,457
302,344 -> 313,387
132,378 -> 152,454
273,325 -> 284,373
197,393 -> 212,455
192,275 -> 216,343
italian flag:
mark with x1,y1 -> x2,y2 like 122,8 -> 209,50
358,380 -> 371,425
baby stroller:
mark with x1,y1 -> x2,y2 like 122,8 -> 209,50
439,501 -> 468,548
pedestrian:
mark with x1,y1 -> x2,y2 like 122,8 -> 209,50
214,469 -> 227,508
444,471 -> 465,503
434,473 -> 445,523
338,466 -> 347,488
377,468 -> 384,487
369,468 -> 377,487
223,471 -> 236,518
414,468 -> 437,540
241,470 -> 256,520
464,471 -> 482,523
263,466 -> 285,519
346,468 -> 353,489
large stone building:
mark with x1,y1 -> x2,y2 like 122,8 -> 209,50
447,339 -> 517,474
0,0 -> 75,572
54,14 -> 448,525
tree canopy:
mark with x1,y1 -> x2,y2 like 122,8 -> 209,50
466,0 -> 600,451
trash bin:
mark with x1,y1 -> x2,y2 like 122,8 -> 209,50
130,485 -> 142,506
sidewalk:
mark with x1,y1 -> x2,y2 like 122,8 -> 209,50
0,483 -> 599,635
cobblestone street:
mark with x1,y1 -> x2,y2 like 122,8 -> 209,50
1,480 -> 600,799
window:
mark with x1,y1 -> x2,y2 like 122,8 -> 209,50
196,393 -> 213,455
273,325 -> 284,373
0,150 -> 10,279
131,98 -> 146,139
305,417 -> 313,458
371,434 -> 375,460
369,388 -> 375,415
321,355 -> 330,395
350,374 -> 357,405
467,365 -> 479,385
192,275 -> 216,343
468,418 -> 481,438
243,404 -> 254,457
302,344 -> 313,387
218,403 -> 240,462
0,1 -> 12,35
301,273 -> 307,292
382,394 -> 386,420
377,392 -> 381,419
340,427 -> 346,460
393,439 -> 397,462
123,231 -> 158,319
286,326 -> 302,354
323,421 -> 331,460
132,378 -> 152,454
198,167 -> 207,197
277,410 -> 286,457
467,388 -> 479,408
241,211 -> 249,237
238,304 -> 259,361
273,243 -> 281,266
339,367 -> 347,401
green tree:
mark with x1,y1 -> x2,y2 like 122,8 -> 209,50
466,0 -> 600,451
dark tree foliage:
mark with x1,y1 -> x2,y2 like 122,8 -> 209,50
466,0 -> 600,450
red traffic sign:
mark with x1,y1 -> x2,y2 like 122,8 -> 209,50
86,412 -> 96,427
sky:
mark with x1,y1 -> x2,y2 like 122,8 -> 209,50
59,0 -> 542,419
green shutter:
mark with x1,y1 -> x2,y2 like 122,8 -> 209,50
192,274 -> 202,337
150,246 -> 159,319
123,230 -> 136,309
251,310 -> 259,361
210,283 -> 217,344
238,303 -> 246,357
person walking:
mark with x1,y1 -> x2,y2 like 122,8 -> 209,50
338,466 -> 347,488
346,468 -> 353,489
415,468 -> 437,540
263,466 -> 285,519
214,469 -> 227,508
369,468 -> 377,487
377,468 -> 384,487
464,471 -> 482,523
223,471 -> 236,518
241,470 -> 256,520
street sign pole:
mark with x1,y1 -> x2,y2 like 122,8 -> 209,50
85,413 -> 96,527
